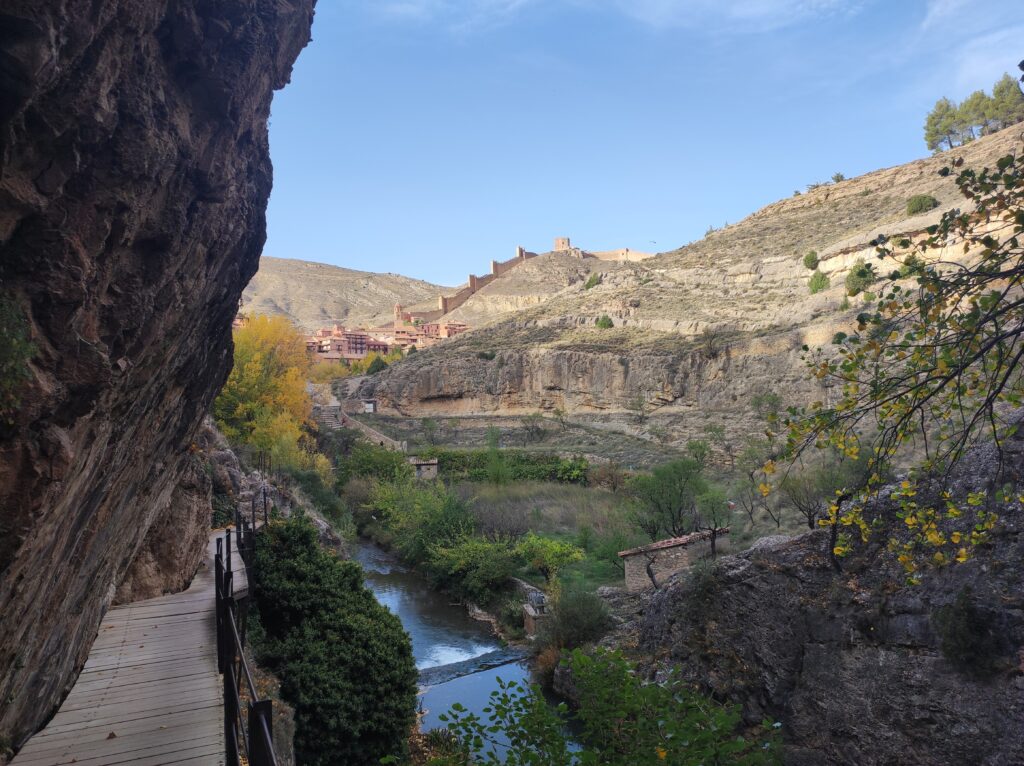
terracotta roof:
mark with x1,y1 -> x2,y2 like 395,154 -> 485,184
617,528 -> 730,558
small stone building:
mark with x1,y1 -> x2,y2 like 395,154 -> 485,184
408,457 -> 439,481
618,529 -> 729,592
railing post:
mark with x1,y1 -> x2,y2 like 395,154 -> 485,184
226,530 -> 233,578
215,539 -> 225,673
224,660 -> 239,765
248,700 -> 275,766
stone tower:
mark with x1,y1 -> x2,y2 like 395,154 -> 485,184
554,237 -> 571,252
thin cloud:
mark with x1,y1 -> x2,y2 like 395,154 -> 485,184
365,0 -> 867,32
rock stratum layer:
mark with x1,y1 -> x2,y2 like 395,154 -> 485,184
0,0 -> 315,748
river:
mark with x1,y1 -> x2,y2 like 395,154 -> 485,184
353,541 -> 533,733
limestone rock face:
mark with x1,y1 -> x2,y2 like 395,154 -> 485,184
113,450 -> 212,605
0,0 -> 315,747
634,439 -> 1024,766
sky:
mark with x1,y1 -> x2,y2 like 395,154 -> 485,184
263,0 -> 1022,286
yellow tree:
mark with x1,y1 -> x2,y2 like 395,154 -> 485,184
213,314 -> 314,467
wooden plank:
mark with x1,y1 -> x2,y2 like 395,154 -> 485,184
10,529 -> 236,766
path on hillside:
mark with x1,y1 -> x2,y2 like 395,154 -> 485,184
11,531 -> 244,766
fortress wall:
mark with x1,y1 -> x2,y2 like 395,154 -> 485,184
588,249 -> 656,262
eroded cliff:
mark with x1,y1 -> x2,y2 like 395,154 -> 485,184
0,0 -> 315,747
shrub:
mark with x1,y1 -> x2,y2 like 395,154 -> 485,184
555,455 -> 589,484
808,270 -> 830,294
515,533 -> 585,584
441,649 -> 781,765
537,584 -> 611,650
595,315 -> 614,329
252,516 -> 417,766
844,258 -> 877,296
286,467 -> 346,524
476,350 -> 496,361
335,441 -> 412,485
803,250 -> 819,270
906,194 -> 939,215
831,172 -> 846,183
366,355 -> 388,375
428,537 -> 520,604
583,272 -> 602,290
367,480 -> 474,564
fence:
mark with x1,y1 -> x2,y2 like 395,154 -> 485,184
214,491 -> 276,766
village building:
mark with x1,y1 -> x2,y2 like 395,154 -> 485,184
617,529 -> 730,592
408,456 -> 439,480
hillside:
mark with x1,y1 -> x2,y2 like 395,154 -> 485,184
359,128 -> 1024,449
242,255 -> 452,330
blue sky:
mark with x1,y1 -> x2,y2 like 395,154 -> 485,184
264,0 -> 1021,285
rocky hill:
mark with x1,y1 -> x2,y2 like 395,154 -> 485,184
243,255 -> 451,330
0,0 -> 315,749
359,128 -> 1024,449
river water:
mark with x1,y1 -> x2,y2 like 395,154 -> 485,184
353,541 -> 533,732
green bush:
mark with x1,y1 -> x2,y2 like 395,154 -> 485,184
844,258 -> 877,296
906,194 -> 939,215
537,584 -> 611,650
428,537 -> 520,604
595,315 -> 614,329
335,441 -> 412,485
584,272 -> 602,290
803,250 -> 819,270
252,516 -> 417,766
808,270 -> 830,294
367,480 -> 474,564
555,456 -> 589,483
476,350 -> 496,361
286,467 -> 346,524
440,649 -> 781,766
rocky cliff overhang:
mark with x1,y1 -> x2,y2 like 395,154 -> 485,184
0,0 -> 315,748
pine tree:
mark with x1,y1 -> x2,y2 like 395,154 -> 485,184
991,73 -> 1024,129
958,90 -> 995,139
924,97 -> 959,151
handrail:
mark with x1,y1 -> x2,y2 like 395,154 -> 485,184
215,491 -> 277,766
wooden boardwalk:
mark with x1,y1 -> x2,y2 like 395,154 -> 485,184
12,531 -> 244,766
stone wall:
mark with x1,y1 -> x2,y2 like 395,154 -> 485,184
621,536 -> 727,592
0,0 -> 315,748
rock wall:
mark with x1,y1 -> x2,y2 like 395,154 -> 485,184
0,0 -> 315,748
633,438 -> 1024,765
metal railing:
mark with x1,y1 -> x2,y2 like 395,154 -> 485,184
214,495 -> 276,766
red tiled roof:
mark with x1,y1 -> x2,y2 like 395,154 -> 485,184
617,528 -> 730,558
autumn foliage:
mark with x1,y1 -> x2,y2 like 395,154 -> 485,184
213,314 -> 326,475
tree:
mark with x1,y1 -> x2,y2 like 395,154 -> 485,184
686,438 -> 711,468
631,459 -> 707,540
626,393 -> 649,427
958,90 -> 995,139
366,354 -> 388,375
421,417 -> 440,445
831,172 -> 846,183
696,486 -> 732,557
213,314 -> 315,468
924,97 -> 959,151
552,406 -> 568,431
522,412 -> 546,443
515,533 -> 584,584
253,516 -> 417,766
781,150 -> 1024,576
991,72 -> 1024,129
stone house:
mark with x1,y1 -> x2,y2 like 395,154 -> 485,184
618,529 -> 730,592
408,457 -> 439,480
